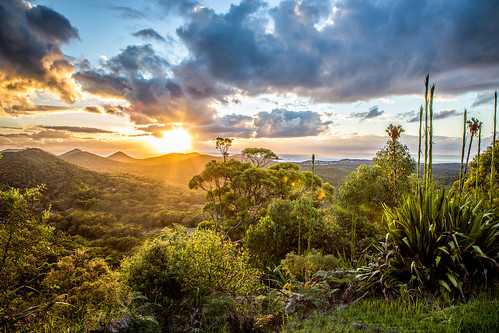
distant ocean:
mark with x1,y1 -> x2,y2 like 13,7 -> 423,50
277,154 -> 461,164
207,153 -> 462,164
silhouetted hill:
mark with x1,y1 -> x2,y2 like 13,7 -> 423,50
60,149 -> 132,173
58,148 -> 222,184
107,151 -> 136,163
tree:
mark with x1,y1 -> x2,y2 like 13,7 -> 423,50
245,198 -> 330,267
241,148 -> 279,167
189,157 -> 329,241
214,137 -> 233,162
332,139 -> 415,257
372,134 -> 416,205
464,118 -> 482,175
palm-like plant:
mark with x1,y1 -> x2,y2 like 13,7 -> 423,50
464,118 -> 482,175
385,124 -> 405,203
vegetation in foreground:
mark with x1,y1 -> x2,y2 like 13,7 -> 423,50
0,78 -> 497,332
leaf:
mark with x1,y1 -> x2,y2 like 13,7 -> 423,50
439,280 -> 451,292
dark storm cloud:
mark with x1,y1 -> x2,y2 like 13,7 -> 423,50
132,28 -> 166,42
0,0 -> 79,108
166,0 -> 499,103
74,71 -> 129,98
74,44 -> 217,125
472,92 -> 496,108
39,126 -> 114,134
351,106 -> 384,122
253,109 -> 330,137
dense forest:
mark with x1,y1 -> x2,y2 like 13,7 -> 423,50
0,85 -> 498,332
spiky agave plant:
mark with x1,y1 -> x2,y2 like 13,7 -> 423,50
361,76 -> 499,298
382,187 -> 498,296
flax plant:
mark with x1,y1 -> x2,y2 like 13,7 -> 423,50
459,110 -> 467,193
417,106 -> 423,184
423,75 -> 429,184
368,76 -> 499,297
475,124 -> 482,200
491,91 -> 497,205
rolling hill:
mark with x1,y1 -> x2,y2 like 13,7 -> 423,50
58,149 -> 222,184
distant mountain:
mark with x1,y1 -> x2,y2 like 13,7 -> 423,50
60,148 -> 83,156
107,151 -> 136,163
58,148 -> 222,184
59,149 -> 132,173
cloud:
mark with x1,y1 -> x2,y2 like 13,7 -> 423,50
84,106 -> 102,114
166,0 -> 499,103
472,92 -> 496,108
74,44 -> 218,125
3,104 -> 76,115
108,6 -> 145,19
38,126 -> 114,134
404,109 -> 460,123
184,109 -> 331,140
351,106 -> 384,122
253,109 -> 330,138
156,0 -> 199,16
132,28 -> 166,42
102,104 -> 128,116
0,0 -> 79,109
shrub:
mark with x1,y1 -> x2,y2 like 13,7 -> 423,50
365,186 -> 499,297
120,226 -> 263,330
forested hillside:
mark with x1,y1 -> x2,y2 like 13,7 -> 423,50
0,148 -> 205,266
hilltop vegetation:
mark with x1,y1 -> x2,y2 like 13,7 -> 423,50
0,88 -> 497,333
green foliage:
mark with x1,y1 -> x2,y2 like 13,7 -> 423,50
462,140 -> 499,210
214,137 -> 233,162
245,198 -> 332,267
120,226 -> 263,330
283,295 -> 499,333
281,250 -> 340,282
0,186 -> 58,328
372,138 -> 416,204
241,148 -> 279,167
370,186 -> 499,296
189,157 -> 329,241
41,249 -> 121,330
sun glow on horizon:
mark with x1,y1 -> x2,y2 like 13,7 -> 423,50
149,128 -> 192,154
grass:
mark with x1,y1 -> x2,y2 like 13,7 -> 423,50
282,294 -> 499,332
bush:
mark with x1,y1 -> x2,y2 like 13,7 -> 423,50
245,198 -> 333,267
365,185 -> 499,297
120,226 -> 263,330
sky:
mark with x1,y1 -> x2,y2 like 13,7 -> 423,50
0,0 -> 498,160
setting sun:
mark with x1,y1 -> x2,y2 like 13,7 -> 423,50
150,129 -> 192,154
